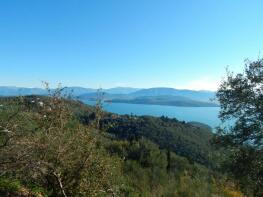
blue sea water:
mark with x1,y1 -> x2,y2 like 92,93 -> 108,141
82,100 -> 221,128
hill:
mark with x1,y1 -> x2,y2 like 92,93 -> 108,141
0,86 -> 46,96
98,114 -> 213,165
0,95 -> 243,196
0,86 -> 217,107
78,87 -> 217,107
0,86 -> 139,97
104,87 -> 141,94
109,95 -> 218,107
0,86 -> 96,97
131,87 -> 216,102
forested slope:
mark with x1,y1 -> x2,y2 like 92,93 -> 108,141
0,95 -> 244,197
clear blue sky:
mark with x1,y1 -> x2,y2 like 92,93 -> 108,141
0,0 -> 263,90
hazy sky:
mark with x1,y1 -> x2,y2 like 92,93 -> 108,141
0,0 -> 263,90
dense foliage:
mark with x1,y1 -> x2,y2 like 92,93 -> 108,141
214,58 -> 263,197
0,93 -> 120,197
98,114 -> 213,166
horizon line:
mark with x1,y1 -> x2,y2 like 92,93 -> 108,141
0,85 -> 217,92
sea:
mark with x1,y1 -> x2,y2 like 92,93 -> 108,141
82,100 -> 221,129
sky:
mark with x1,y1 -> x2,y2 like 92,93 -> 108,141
0,0 -> 263,90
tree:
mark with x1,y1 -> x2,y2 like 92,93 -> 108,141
215,58 -> 263,196
94,88 -> 105,130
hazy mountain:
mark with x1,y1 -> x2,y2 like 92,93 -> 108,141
131,87 -> 216,102
0,86 -> 140,97
103,87 -> 141,94
109,95 -> 218,107
0,86 -> 47,96
0,86 -> 217,107
78,92 -> 134,100
62,87 -> 96,96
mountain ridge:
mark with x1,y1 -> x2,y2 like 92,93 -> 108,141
0,86 -> 217,107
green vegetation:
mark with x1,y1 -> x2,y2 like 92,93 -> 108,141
214,58 -> 263,197
0,177 -> 49,197
0,91 -> 121,196
99,114 -> 213,166
0,87 -> 245,196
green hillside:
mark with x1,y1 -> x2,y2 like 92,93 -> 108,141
0,95 -> 243,197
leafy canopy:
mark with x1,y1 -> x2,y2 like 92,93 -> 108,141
215,58 -> 263,196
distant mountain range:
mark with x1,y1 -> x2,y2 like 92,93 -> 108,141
0,86 -> 217,107
129,88 -> 215,102
108,95 -> 218,107
0,86 -> 139,96
0,86 -> 47,96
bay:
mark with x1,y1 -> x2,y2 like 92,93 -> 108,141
82,100 -> 221,128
